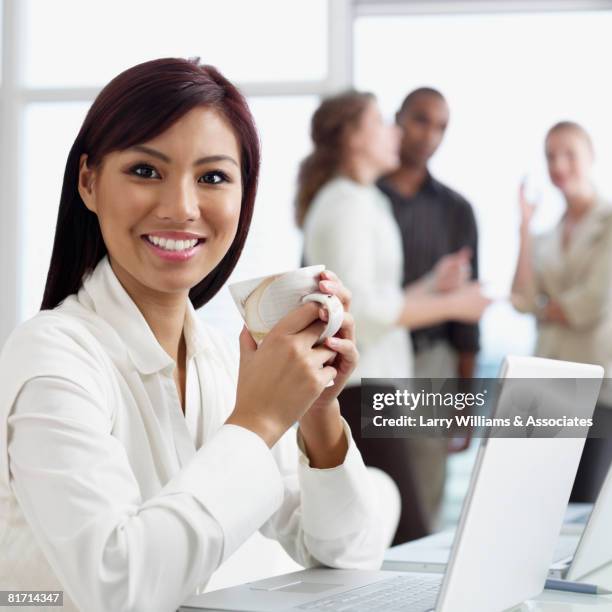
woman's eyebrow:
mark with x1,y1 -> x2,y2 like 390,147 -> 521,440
128,145 -> 239,167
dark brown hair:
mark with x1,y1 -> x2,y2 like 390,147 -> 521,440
295,90 -> 373,228
41,57 -> 260,310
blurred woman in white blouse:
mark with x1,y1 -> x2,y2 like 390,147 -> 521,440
296,91 -> 490,544
0,59 -> 386,612
512,120 -> 612,503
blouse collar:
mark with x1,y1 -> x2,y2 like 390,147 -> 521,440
78,255 -> 209,375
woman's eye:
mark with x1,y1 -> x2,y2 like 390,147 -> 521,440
199,171 -> 228,185
131,165 -> 160,179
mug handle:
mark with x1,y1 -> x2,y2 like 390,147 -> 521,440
301,292 -> 344,345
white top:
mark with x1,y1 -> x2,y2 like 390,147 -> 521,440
0,255 -> 384,612
303,176 -> 413,384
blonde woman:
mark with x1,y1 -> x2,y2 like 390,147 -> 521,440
512,121 -> 612,501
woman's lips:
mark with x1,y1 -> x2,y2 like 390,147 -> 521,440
142,231 -> 205,240
141,235 -> 204,261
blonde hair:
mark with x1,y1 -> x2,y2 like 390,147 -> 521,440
546,121 -> 594,154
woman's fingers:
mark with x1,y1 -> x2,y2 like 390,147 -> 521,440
314,270 -> 358,382
319,273 -> 352,310
320,269 -> 339,282
271,301 -> 320,336
319,308 -> 355,342
335,310 -> 355,342
324,336 -> 359,368
318,365 -> 338,387
239,324 -> 258,355
519,182 -> 537,222
311,345 -> 337,367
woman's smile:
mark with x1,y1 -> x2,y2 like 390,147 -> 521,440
141,230 -> 207,262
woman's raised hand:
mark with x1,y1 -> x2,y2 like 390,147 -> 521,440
519,181 -> 537,233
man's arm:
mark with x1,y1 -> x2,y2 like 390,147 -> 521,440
448,198 -> 481,372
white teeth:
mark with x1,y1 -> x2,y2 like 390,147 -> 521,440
146,236 -> 199,251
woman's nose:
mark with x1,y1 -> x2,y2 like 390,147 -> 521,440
156,177 -> 200,222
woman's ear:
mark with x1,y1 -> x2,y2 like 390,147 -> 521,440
78,153 -> 97,214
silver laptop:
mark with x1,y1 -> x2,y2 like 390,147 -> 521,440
180,356 -> 602,612
385,426 -> 611,580
549,462 -> 612,580
383,505 -> 592,575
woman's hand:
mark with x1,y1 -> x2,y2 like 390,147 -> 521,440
519,181 -> 537,235
227,301 -> 338,448
511,181 -> 539,305
305,270 -> 359,411
541,299 -> 569,325
297,270 -> 359,468
445,281 -> 492,323
432,247 -> 472,293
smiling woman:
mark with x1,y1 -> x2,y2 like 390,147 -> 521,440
0,58 -> 385,612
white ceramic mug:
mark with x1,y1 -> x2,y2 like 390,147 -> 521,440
228,265 -> 344,346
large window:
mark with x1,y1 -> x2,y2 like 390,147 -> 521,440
24,0 -> 328,87
355,9 -> 612,373
21,102 -> 90,318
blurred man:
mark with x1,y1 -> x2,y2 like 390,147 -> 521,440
378,87 -> 480,530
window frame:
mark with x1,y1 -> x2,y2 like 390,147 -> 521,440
355,0 -> 612,16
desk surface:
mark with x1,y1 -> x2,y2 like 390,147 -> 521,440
523,562 -> 612,610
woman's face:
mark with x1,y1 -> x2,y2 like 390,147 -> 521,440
348,100 -> 401,177
78,106 -> 243,301
545,128 -> 593,199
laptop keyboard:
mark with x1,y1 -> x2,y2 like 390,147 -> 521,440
296,574 -> 442,611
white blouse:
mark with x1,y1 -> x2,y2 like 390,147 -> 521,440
302,176 -> 414,384
0,255 -> 384,612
